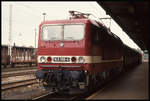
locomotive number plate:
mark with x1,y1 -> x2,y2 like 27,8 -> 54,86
53,57 -> 70,62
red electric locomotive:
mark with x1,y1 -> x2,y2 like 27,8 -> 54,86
35,11 -> 124,93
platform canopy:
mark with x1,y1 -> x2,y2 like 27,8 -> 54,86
98,1 -> 148,50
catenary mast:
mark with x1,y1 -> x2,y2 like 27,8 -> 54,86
8,4 -> 12,64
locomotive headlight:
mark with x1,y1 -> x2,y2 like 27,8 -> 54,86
40,56 -> 46,63
78,57 -> 85,63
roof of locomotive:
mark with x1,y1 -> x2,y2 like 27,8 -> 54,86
40,18 -> 90,26
40,18 -> 105,27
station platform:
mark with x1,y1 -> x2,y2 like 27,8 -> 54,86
86,62 -> 149,100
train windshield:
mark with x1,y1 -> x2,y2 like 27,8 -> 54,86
42,24 -> 85,41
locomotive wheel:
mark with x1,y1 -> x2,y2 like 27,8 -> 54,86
87,75 -> 92,90
29,63 -> 32,67
10,63 -> 14,68
115,67 -> 123,75
88,75 -> 96,90
4,64 -> 7,68
118,66 -> 123,73
37,79 -> 49,90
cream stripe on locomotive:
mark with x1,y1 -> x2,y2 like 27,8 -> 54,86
38,55 -> 123,64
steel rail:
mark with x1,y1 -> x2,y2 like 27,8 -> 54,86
2,71 -> 36,78
2,66 -> 37,72
2,79 -> 37,91
32,91 -> 57,100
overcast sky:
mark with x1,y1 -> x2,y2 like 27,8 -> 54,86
2,1 -> 142,51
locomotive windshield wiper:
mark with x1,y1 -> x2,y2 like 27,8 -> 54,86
50,37 -> 57,40
65,37 -> 74,40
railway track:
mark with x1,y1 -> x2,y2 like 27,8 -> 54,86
2,66 -> 37,72
32,86 -> 104,100
32,80 -> 106,100
2,68 -> 37,92
2,69 -> 37,78
32,91 -> 81,100
32,69 -> 126,100
2,65 -> 134,100
32,91 -> 57,100
2,79 -> 37,91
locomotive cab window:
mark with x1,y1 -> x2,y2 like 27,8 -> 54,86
41,24 -> 85,41
64,24 -> 85,40
42,25 -> 63,41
